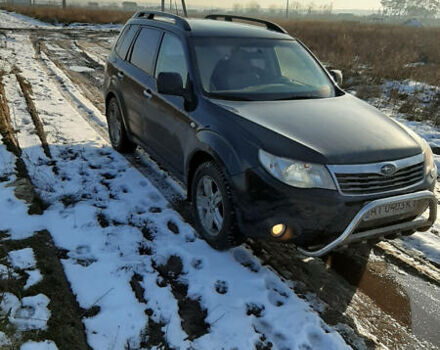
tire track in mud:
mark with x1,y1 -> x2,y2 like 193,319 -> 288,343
0,70 -> 46,214
24,29 -> 440,349
14,68 -> 53,160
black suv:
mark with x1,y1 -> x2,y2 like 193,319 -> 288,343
104,12 -> 437,256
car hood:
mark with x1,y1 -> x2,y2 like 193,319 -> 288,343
211,94 -> 422,164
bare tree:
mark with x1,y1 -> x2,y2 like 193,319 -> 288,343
381,0 -> 440,17
245,1 -> 261,13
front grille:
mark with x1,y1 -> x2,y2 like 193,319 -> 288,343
334,161 -> 425,195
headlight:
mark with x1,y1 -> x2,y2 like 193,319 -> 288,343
421,139 -> 437,179
259,150 -> 336,190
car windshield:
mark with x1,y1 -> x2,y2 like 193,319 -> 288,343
192,37 -> 336,101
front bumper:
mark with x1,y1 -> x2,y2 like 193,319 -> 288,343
297,190 -> 437,257
231,167 -> 437,256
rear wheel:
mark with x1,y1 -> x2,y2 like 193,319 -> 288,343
191,161 -> 243,250
106,97 -> 136,153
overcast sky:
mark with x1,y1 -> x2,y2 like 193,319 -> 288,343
185,0 -> 382,10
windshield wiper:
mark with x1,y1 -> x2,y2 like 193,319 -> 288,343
273,95 -> 323,101
208,93 -> 256,101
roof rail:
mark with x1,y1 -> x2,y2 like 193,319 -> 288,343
133,11 -> 191,31
205,14 -> 287,34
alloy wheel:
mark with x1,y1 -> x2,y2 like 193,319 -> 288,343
108,103 -> 122,146
196,175 -> 224,236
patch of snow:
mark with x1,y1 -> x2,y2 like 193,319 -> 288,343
73,42 -> 107,67
66,22 -> 122,32
0,10 -> 53,28
24,269 -> 43,290
8,248 -> 36,270
39,50 -> 108,131
0,331 -> 10,347
404,62 -> 426,68
21,340 -> 58,350
0,176 -> 44,240
0,264 -> 8,277
384,80 -> 439,104
0,9 -> 121,31
11,294 -> 51,331
397,231 -> 440,266
69,65 -> 94,73
369,81 -> 440,266
0,292 -> 20,315
1,293 -> 50,331
0,144 -> 15,177
0,264 -> 18,279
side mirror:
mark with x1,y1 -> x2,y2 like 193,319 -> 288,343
157,72 -> 185,96
330,69 -> 343,86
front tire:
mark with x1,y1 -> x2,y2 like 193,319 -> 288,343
191,161 -> 243,250
106,97 -> 136,153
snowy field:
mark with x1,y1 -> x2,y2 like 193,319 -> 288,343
1,9 -> 440,350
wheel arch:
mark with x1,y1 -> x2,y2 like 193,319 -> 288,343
105,90 -> 130,132
186,130 -> 243,201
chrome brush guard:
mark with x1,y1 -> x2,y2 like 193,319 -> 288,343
298,190 -> 437,257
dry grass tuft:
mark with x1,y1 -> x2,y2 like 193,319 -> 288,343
0,4 -> 132,25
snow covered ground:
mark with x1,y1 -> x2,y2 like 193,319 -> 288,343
0,10 -> 52,29
354,82 -> 440,268
0,9 -> 122,31
0,13 -> 349,350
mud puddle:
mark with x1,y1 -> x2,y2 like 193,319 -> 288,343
328,251 -> 440,347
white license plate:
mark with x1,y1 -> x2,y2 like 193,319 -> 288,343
363,200 -> 418,222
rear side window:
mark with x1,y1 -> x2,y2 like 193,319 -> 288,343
114,25 -> 138,59
130,27 -> 162,75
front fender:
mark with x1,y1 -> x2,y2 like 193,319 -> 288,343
189,129 -> 245,177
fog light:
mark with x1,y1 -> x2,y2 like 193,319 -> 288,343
271,224 -> 287,238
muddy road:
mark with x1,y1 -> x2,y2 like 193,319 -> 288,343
5,27 -> 440,349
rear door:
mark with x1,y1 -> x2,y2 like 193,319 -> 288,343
107,24 -> 139,132
123,26 -> 162,141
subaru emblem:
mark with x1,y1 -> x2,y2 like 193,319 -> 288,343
381,164 -> 397,176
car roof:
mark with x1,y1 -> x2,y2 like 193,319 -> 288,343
186,19 -> 292,39
128,13 -> 292,40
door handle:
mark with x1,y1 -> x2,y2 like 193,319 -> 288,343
117,71 -> 124,79
143,89 -> 153,99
